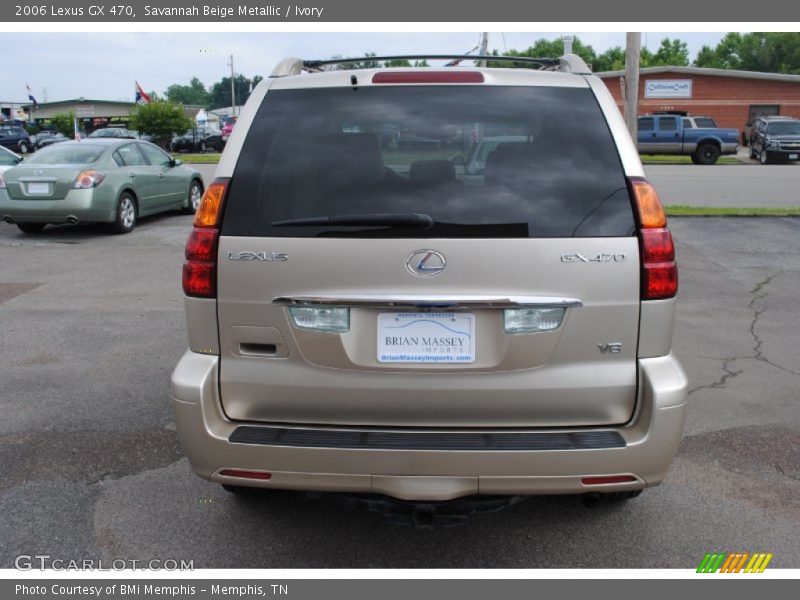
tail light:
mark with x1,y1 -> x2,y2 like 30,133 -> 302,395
74,169 -> 105,189
182,178 -> 229,298
629,178 -> 678,300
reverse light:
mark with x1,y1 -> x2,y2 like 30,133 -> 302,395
503,307 -> 565,334
182,178 -> 229,298
73,169 -> 105,189
288,306 -> 350,333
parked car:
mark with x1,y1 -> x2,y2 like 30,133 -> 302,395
172,54 -> 686,505
88,127 -> 136,139
637,114 -> 738,164
171,127 -> 223,153
221,119 -> 236,144
748,116 -> 800,164
0,145 -> 22,173
0,125 -> 33,154
35,132 -> 70,149
0,139 -> 203,234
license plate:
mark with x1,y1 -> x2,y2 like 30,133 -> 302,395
789,154 -> 798,160
27,182 -> 49,195
377,312 -> 475,363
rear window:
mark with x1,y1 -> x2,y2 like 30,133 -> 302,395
694,117 -> 717,128
26,144 -> 104,165
223,85 -> 634,238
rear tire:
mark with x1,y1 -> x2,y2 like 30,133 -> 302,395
110,192 -> 137,234
182,179 -> 204,214
693,143 -> 720,165
17,222 -> 46,234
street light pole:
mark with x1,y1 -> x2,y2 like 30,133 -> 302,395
228,54 -> 237,117
624,32 -> 641,140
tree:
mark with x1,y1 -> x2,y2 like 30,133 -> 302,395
129,100 -> 192,148
50,111 -> 76,138
693,32 -> 800,74
165,77 -> 210,106
209,74 -> 263,110
593,46 -> 625,72
487,37 -> 598,69
651,38 -> 690,66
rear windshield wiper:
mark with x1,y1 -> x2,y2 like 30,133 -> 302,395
271,213 -> 434,229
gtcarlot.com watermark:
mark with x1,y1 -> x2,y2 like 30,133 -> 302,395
15,554 -> 194,571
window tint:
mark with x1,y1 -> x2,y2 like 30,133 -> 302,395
682,118 -> 692,128
116,143 -> 147,166
659,117 -> 678,131
694,117 -> 717,128
638,118 -> 654,131
0,147 -> 18,165
222,86 -> 633,239
139,143 -> 171,167
26,143 -> 104,165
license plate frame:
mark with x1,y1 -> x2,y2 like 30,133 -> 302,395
377,311 -> 475,364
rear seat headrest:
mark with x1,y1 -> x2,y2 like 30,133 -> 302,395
409,160 -> 456,184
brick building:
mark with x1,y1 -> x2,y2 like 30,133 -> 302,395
597,66 -> 800,144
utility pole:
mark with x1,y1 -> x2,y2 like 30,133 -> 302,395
228,54 -> 236,117
624,32 -> 641,140
562,35 -> 574,56
478,32 -> 488,67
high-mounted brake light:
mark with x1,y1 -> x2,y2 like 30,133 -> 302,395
183,178 -> 229,298
629,177 -> 678,300
372,71 -> 485,84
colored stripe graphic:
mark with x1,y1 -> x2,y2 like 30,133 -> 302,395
698,552 -> 773,573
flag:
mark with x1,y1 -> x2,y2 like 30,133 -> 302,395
135,81 -> 151,104
26,84 -> 38,108
73,117 -> 81,142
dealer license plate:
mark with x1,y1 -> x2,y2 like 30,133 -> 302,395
27,182 -> 49,195
377,312 -> 475,363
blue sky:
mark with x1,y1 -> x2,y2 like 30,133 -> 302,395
2,32 -> 726,103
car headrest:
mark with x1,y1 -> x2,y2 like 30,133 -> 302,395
409,160 -> 456,184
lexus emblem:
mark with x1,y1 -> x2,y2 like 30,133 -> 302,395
406,250 -> 446,277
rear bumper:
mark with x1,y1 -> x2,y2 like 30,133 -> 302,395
721,142 -> 739,155
0,188 -> 115,224
171,350 -> 687,501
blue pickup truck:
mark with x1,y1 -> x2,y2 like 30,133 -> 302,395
637,114 -> 739,164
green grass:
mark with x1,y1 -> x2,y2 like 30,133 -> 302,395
178,153 -> 222,164
641,155 -> 742,165
666,205 -> 800,217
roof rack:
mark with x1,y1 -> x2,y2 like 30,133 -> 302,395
270,54 -> 592,78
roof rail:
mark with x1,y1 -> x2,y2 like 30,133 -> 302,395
269,54 -> 592,77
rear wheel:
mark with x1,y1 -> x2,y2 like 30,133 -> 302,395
182,179 -> 204,214
111,192 -> 137,234
17,222 -> 46,234
693,143 -> 720,165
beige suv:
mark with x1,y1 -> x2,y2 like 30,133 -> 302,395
172,54 -> 687,504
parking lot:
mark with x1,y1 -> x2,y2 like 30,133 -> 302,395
1,197 -> 799,567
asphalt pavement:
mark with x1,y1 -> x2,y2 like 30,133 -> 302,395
1,210 -> 798,568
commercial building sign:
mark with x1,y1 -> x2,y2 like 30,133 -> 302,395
644,79 -> 693,99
